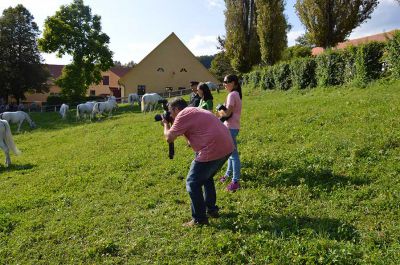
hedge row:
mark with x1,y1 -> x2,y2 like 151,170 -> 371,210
243,31 -> 400,90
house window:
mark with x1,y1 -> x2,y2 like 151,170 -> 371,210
157,67 -> 165,72
180,68 -> 187,72
102,76 -> 109,85
137,85 -> 146,95
90,90 -> 96,96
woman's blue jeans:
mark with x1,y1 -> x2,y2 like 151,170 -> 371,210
186,154 -> 230,222
225,129 -> 241,182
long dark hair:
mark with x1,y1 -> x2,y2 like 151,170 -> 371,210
225,74 -> 242,99
198,83 -> 213,101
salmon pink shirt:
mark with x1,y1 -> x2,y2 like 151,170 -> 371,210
224,91 -> 242,129
169,107 -> 234,162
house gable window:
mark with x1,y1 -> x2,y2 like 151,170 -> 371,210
180,68 -> 187,72
157,67 -> 165,72
102,76 -> 109,85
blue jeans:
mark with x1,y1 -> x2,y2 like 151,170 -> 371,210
186,154 -> 230,222
225,129 -> 241,182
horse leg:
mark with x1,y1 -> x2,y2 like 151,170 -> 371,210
0,140 -> 11,167
17,120 -> 23,133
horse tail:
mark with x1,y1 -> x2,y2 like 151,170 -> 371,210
141,96 -> 145,112
2,120 -> 21,155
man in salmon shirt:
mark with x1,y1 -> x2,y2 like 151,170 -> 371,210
162,97 -> 234,227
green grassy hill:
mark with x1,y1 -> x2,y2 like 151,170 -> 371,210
1,80 -> 399,264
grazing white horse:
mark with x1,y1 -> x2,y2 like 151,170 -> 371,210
76,101 -> 96,120
141,93 -> 163,113
59,103 -> 69,119
128,93 -> 140,107
0,119 -> 21,167
0,111 -> 36,132
92,97 -> 118,119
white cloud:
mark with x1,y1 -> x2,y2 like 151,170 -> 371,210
206,0 -> 224,8
287,30 -> 305,46
187,35 -> 219,56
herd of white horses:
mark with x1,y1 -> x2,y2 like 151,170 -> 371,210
0,92 -> 170,167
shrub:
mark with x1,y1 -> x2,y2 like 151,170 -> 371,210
246,70 -> 262,89
354,41 -> 385,86
290,57 -> 316,89
342,46 -> 358,84
282,45 -> 312,61
273,62 -> 292,90
386,30 -> 400,79
260,67 -> 275,90
316,50 -> 345,87
46,94 -> 66,106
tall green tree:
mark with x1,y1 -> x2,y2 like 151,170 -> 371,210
38,0 -> 113,100
255,0 -> 288,65
295,0 -> 379,48
224,0 -> 260,73
0,5 -> 49,103
210,51 -> 236,81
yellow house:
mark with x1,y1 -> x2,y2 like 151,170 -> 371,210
23,65 -> 131,103
119,32 -> 219,96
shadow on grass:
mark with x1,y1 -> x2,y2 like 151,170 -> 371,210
242,159 -> 370,191
0,163 -> 35,173
216,213 -> 359,242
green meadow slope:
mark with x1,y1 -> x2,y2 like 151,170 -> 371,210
1,80 -> 399,264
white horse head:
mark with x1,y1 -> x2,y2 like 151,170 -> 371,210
0,119 -> 21,167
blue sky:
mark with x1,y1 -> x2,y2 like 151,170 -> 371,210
1,0 -> 399,65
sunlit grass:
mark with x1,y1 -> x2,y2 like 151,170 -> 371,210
1,80 -> 399,264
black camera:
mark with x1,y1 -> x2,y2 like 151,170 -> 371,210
154,99 -> 173,123
216,104 -> 232,122
154,99 -> 174,159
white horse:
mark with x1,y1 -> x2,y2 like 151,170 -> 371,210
59,103 -> 69,119
92,97 -> 118,119
0,111 -> 36,133
206,81 -> 219,92
0,119 -> 21,167
76,101 -> 96,120
128,93 -> 140,107
141,93 -> 163,113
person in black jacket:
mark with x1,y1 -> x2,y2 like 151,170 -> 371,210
188,81 -> 201,107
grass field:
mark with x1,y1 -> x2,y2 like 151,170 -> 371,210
1,79 -> 399,264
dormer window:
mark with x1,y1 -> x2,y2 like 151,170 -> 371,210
157,67 -> 164,72
180,68 -> 187,72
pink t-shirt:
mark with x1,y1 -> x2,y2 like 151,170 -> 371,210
224,91 -> 242,129
169,107 -> 234,162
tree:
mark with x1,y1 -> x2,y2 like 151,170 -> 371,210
210,52 -> 236,81
224,0 -> 260,73
38,0 -> 113,101
0,5 -> 49,103
197,55 -> 215,69
295,0 -> 379,48
255,0 -> 288,65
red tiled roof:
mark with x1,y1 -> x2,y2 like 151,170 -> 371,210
312,29 -> 399,56
45,64 -> 64,79
110,66 -> 132,77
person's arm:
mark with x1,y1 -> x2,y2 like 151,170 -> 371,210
163,119 -> 178,143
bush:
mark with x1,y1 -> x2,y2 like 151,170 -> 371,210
260,67 -> 275,90
316,51 -> 345,87
342,46 -> 358,84
246,70 -> 262,89
46,94 -> 66,106
273,62 -> 292,90
386,30 -> 400,79
282,45 -> 312,61
290,57 -> 316,89
354,41 -> 385,86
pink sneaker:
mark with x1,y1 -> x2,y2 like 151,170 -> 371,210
219,175 -> 227,183
227,182 -> 240,192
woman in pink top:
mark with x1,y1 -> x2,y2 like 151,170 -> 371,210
217,74 -> 242,192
